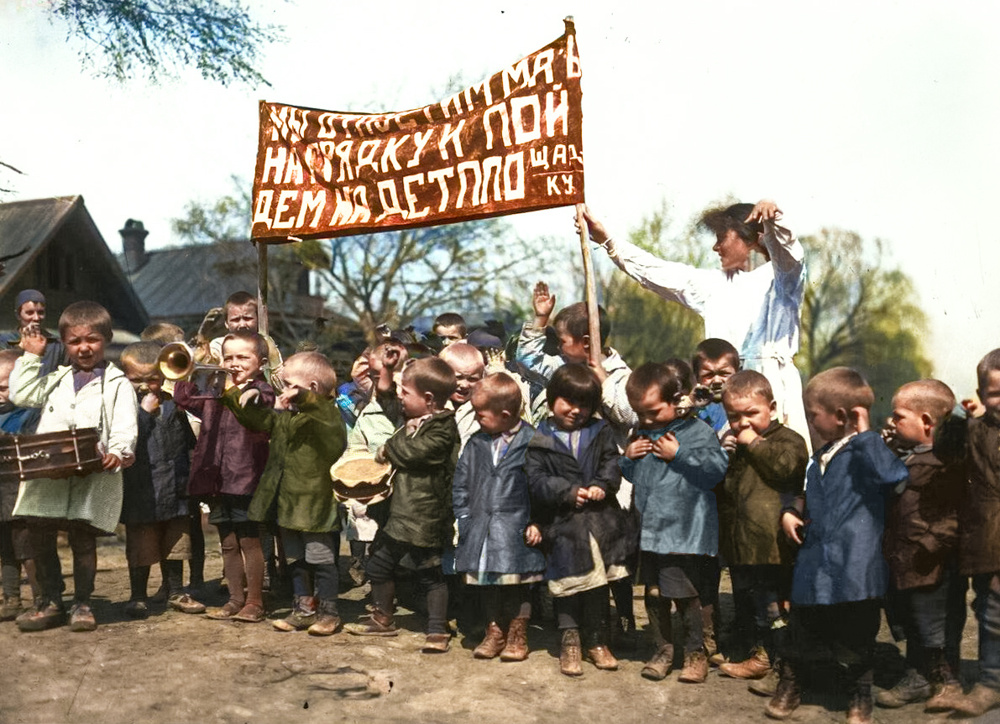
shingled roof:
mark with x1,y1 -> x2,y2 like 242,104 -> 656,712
121,240 -> 260,321
0,195 -> 148,333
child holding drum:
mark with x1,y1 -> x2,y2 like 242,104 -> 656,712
9,301 -> 138,632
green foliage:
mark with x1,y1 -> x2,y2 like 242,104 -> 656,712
171,175 -> 250,243
49,0 -> 281,86
798,228 -> 932,420
604,201 -> 713,366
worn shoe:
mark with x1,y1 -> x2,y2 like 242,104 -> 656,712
765,670 -> 801,720
875,668 -> 930,708
68,602 -> 97,632
307,614 -> 341,636
642,643 -> 674,681
949,683 -> 1000,717
168,592 -> 206,615
749,669 -> 780,697
421,633 -> 451,653
586,644 -> 619,670
677,650 -> 709,684
345,611 -> 399,636
500,616 -> 529,661
846,689 -> 874,724
0,598 -> 24,621
273,598 -> 317,632
719,647 -> 771,680
924,681 -> 964,712
205,601 -> 242,620
232,603 -> 266,623
124,599 -> 150,619
473,621 -> 507,659
559,628 -> 583,677
16,601 -> 66,631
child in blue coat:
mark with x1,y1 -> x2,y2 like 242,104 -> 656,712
621,362 -> 729,683
768,367 -> 908,723
454,372 -> 544,661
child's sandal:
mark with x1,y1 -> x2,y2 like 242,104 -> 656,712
232,603 -> 266,623
205,601 -> 242,620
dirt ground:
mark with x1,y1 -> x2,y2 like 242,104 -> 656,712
0,532 -> 994,724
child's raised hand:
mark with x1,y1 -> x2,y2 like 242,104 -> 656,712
524,523 -> 542,546
586,485 -> 605,502
625,436 -> 653,460
781,511 -> 805,545
532,282 -> 555,321
745,200 -> 781,223
651,432 -> 679,462
721,430 -> 738,454
19,327 -> 47,356
851,406 -> 871,433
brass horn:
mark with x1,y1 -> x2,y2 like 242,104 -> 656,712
157,342 -> 231,397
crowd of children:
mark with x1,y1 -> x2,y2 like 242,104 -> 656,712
0,229 -> 998,723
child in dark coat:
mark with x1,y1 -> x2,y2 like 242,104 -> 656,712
934,349 -> 1000,717
454,372 -> 544,661
173,330 -> 274,623
876,379 -> 966,711
526,364 -> 633,677
769,368 -> 908,724
119,342 -> 202,618
346,357 -> 460,653
223,352 -> 347,636
716,371 -> 808,683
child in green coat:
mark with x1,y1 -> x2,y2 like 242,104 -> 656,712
224,352 -> 347,635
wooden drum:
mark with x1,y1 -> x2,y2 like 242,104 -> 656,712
0,427 -> 103,482
330,450 -> 394,504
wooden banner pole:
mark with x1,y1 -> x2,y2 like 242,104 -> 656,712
256,239 -> 269,337
575,203 -> 602,367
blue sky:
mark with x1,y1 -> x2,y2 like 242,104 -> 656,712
2,0 -> 997,397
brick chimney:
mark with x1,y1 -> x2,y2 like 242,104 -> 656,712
119,219 -> 149,272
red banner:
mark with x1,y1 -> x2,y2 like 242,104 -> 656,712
251,20 -> 584,242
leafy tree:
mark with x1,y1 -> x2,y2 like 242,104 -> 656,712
798,227 -> 932,419
603,201 -> 715,366
45,0 -> 280,85
172,178 -> 553,345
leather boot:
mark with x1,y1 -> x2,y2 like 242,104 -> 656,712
924,647 -> 962,712
702,603 -> 725,666
949,683 -> 1000,717
559,628 -> 583,677
500,617 -> 529,661
875,667 -> 930,708
473,621 -> 507,659
765,662 -> 801,720
677,650 -> 709,683
719,645 -> 771,679
585,644 -> 619,670
642,643 -> 674,681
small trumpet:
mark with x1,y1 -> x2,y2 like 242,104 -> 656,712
157,342 -> 231,398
